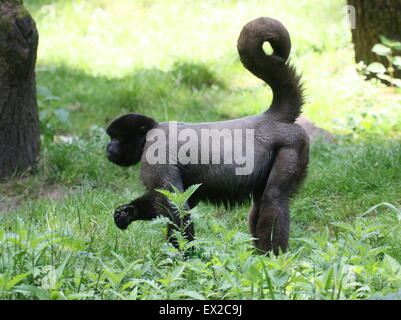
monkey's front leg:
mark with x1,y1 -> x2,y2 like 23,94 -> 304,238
113,188 -> 195,249
113,191 -> 159,230
113,172 -> 195,249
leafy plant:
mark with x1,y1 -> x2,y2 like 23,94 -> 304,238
37,85 -> 71,141
156,184 -> 201,252
364,36 -> 401,87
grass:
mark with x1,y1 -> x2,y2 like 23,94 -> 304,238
0,0 -> 400,299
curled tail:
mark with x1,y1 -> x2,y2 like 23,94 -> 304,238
237,17 -> 304,123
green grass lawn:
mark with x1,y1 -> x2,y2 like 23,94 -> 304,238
0,0 -> 400,300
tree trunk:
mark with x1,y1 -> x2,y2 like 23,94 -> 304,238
347,0 -> 401,80
0,0 -> 40,178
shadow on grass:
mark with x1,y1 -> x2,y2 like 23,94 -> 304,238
36,61 -> 227,135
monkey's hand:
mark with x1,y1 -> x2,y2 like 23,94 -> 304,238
114,204 -> 137,230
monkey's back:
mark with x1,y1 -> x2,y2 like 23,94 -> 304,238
139,114 -> 286,207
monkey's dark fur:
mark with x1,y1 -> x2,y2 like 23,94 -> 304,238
106,17 -> 309,255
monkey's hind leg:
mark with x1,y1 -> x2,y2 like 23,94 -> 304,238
248,199 -> 260,241
253,146 -> 308,255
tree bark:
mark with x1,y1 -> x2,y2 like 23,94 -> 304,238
0,0 -> 40,178
347,0 -> 401,79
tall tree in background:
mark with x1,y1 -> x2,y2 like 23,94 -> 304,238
347,0 -> 401,80
0,0 -> 40,178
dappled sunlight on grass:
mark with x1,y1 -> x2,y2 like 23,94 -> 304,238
28,0 -> 349,76
24,0 -> 401,138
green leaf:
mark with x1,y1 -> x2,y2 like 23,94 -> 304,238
259,258 -> 275,300
39,110 -> 48,121
391,78 -> 401,88
56,252 -> 72,277
393,56 -> 401,69
362,202 -> 401,217
170,265 -> 185,282
366,62 -> 386,74
102,266 -> 126,288
54,108 -> 70,124
128,286 -> 138,299
37,85 -> 52,98
177,290 -> 205,300
156,189 -> 174,199
246,261 -> 262,282
182,184 -> 202,199
380,36 -> 401,50
382,254 -> 401,274
6,272 -> 31,290
14,284 -> 50,300
377,73 -> 391,81
324,267 -> 334,292
121,281 -> 135,291
41,266 -> 58,290
332,221 -> 353,233
372,44 -> 391,56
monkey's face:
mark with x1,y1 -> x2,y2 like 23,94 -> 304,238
106,113 -> 157,167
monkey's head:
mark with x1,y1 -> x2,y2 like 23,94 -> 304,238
106,113 -> 157,167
